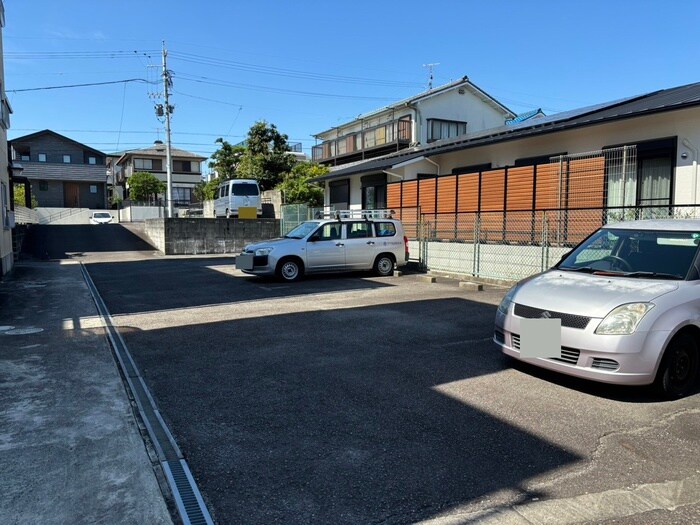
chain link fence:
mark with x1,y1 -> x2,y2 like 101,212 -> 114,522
280,204 -> 325,235
416,205 -> 700,282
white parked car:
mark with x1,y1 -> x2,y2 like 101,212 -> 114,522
494,219 -> 700,398
213,178 -> 262,218
90,212 -> 113,224
237,210 -> 409,282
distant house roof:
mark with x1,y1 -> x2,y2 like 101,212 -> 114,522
311,81 -> 700,182
9,129 -> 106,157
314,76 -> 516,137
506,108 -> 545,125
115,142 -> 207,166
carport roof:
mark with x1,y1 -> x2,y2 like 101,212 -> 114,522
310,81 -> 700,182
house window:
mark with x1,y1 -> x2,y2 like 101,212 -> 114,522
427,119 -> 467,143
90,185 -> 97,194
173,160 -> 191,172
171,187 -> 192,203
329,179 -> 350,210
134,158 -> 154,170
361,173 -> 387,210
605,139 -> 674,214
20,154 -> 30,161
88,156 -> 97,165
38,153 -> 47,162
63,155 -> 71,163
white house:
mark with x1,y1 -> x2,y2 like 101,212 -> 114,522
311,76 -> 517,209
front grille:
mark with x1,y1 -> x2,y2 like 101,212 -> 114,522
591,358 -> 620,371
512,333 -> 520,349
514,303 -> 591,330
550,347 -> 581,365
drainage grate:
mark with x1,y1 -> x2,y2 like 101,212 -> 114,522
164,460 -> 213,525
80,264 -> 213,525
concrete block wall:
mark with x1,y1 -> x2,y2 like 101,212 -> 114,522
144,218 -> 280,255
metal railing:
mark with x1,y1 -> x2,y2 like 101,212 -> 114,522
312,119 -> 412,162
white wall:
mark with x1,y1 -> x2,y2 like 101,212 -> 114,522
415,88 -> 509,143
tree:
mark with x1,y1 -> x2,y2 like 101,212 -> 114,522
13,183 -> 38,208
208,139 -> 246,180
193,178 -> 220,201
128,172 -> 166,202
237,121 -> 295,191
276,162 -> 327,206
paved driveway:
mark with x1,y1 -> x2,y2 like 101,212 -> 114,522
84,256 -> 700,524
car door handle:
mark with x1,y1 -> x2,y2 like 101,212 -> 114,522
336,242 -> 344,247
366,241 -> 375,245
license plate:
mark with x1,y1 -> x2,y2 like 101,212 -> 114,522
236,253 -> 254,270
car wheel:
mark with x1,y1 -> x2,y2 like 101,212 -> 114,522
373,254 -> 395,277
656,332 -> 699,399
277,258 -> 303,282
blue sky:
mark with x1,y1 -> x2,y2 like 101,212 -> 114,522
4,0 -> 699,172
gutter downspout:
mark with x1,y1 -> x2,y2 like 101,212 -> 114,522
682,138 -> 698,205
425,157 -> 441,176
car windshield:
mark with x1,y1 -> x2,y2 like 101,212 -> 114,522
94,213 -> 110,218
284,221 -> 320,239
557,227 -> 700,279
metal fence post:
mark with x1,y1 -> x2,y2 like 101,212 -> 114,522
541,211 -> 549,272
473,212 -> 480,277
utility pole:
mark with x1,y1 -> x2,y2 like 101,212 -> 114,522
161,41 -> 174,218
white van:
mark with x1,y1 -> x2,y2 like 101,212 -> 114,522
213,179 -> 262,218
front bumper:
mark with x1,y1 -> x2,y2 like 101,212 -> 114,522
494,307 -> 669,386
235,253 -> 277,276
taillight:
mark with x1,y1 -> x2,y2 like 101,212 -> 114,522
404,235 -> 409,260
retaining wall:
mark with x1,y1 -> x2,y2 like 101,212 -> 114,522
144,218 -> 280,255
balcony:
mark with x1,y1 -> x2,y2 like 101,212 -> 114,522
312,119 -> 412,164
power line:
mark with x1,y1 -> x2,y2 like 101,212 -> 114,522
168,50 -> 423,88
175,73 -> 395,101
7,78 -> 154,93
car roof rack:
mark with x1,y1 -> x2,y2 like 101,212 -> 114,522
313,209 -> 397,221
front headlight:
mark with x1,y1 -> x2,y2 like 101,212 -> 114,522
595,303 -> 654,335
497,284 -> 519,315
255,247 -> 273,256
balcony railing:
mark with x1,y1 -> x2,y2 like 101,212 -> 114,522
312,119 -> 412,163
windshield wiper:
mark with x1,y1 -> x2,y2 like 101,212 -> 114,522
621,271 -> 684,280
558,266 -> 596,273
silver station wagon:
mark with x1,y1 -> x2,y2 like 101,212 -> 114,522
236,210 -> 409,282
495,219 -> 700,398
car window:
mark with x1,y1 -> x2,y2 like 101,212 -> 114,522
560,228 -> 700,278
285,221 -> 319,239
314,223 -> 342,241
231,183 -> 259,196
375,222 -> 397,237
569,230 -> 619,265
347,222 -> 371,239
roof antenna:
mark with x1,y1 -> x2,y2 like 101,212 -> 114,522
423,63 -> 440,90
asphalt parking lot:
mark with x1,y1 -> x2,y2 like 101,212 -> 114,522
77,253 -> 700,524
